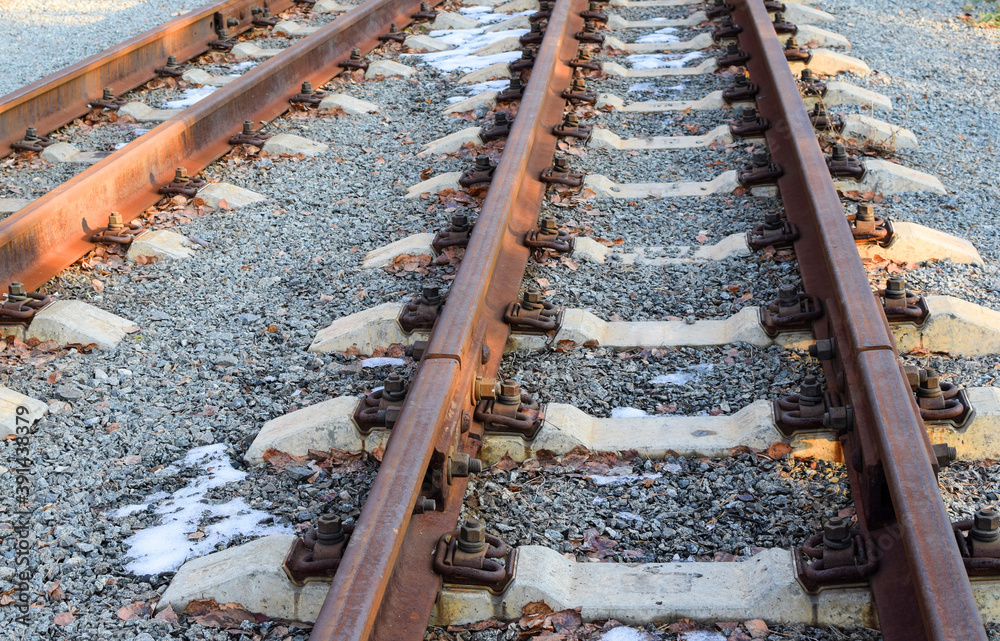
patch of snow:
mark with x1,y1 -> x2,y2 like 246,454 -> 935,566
600,627 -> 654,641
164,85 -> 217,109
406,28 -> 528,72
588,472 -> 661,486
114,444 -> 289,575
360,357 -> 406,368
636,27 -> 680,44
616,511 -> 644,522
680,632 -> 727,641
626,51 -> 703,70
651,363 -> 714,385
611,406 -> 648,418
627,81 -> 658,93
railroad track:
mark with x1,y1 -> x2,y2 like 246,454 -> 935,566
3,0 -> 1000,640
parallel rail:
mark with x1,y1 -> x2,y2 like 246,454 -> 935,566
0,0 -> 295,158
732,1 -> 984,639
0,0 -> 438,291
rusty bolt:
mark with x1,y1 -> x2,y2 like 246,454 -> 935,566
752,151 -> 771,168
508,77 -> 523,92
495,113 -> 510,127
474,155 -> 493,172
389,22 -> 399,33
530,21 -> 542,33
563,113 -> 580,127
520,48 -> 536,60
300,81 -> 315,95
856,203 -> 875,222
801,68 -> 814,82
7,282 -> 27,303
421,284 -> 442,305
822,405 -> 853,432
173,167 -> 190,183
571,77 -> 587,92
774,12 -> 785,23
107,212 -> 125,230
740,106 -> 759,123
384,372 -> 405,395
540,215 -> 559,234
450,212 -> 471,231
413,497 -> 436,514
407,339 -> 428,361
101,87 -> 115,101
420,1 -> 430,10
23,127 -> 40,142
932,443 -> 957,469
576,47 -> 592,61
499,379 -> 521,402
822,516 -> 852,550
475,376 -> 498,401
226,17 -> 239,27
776,283 -> 799,314
552,154 -> 570,173
784,37 -> 799,49
799,375 -> 823,406
165,55 -> 180,68
917,368 -> 942,399
523,289 -> 542,306
242,120 -> 256,135
449,453 -> 483,480
884,276 -> 907,305
972,508 -> 1000,543
457,518 -> 488,553
808,337 -> 836,361
316,514 -> 346,545
831,143 -> 848,162
733,72 -> 749,87
762,212 -> 782,229
350,48 -> 362,60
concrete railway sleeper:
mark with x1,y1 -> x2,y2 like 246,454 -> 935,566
3,0 -> 1000,640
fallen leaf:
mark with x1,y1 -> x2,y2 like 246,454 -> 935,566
181,599 -> 257,629
117,601 -> 152,621
91,278 -> 105,292
54,612 -> 76,626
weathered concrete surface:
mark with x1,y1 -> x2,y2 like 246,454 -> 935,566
262,134 -> 329,157
158,535 -> 329,620
126,230 -> 195,262
588,125 -> 732,151
0,198 -> 31,213
433,547 -> 875,628
0,388 -> 48,439
422,127 -> 483,155
444,91 -> 498,113
118,102 -> 182,122
198,183 -> 266,209
21,300 -> 135,350
404,34 -> 455,52
480,401 -> 842,464
858,221 -> 981,264
308,302 -> 428,354
460,62 -> 512,84
836,158 -> 946,196
405,172 -> 463,199
838,114 -> 918,150
506,307 -> 810,352
365,60 -> 416,79
893,295 -> 1000,357
584,171 -> 740,199
245,396 -> 388,464
231,43 -> 283,60
318,94 -> 380,114
361,233 -> 437,269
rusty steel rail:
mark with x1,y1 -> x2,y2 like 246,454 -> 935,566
306,0 -> 585,639
731,0 -> 985,639
0,0 -> 296,158
0,0 -> 440,292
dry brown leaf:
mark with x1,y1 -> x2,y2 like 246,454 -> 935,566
53,612 -> 76,626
